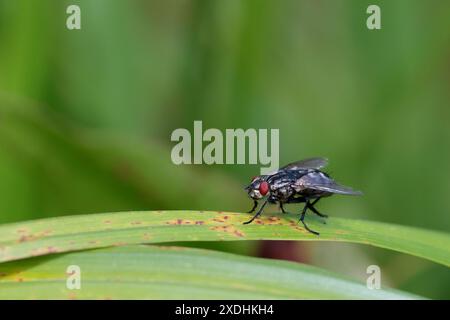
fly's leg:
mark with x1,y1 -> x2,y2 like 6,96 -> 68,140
247,200 -> 258,213
309,205 -> 327,217
299,200 -> 320,235
279,202 -> 288,214
308,198 -> 328,219
307,205 -> 327,224
244,200 -> 268,225
306,197 -> 327,224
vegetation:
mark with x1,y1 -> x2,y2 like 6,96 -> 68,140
0,0 -> 449,299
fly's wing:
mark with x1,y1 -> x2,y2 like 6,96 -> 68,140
265,157 -> 328,176
295,171 -> 363,195
281,157 -> 329,171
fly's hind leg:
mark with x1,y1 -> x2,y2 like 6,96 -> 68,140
299,200 -> 320,235
307,198 -> 328,221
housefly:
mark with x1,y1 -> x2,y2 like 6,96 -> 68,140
244,157 -> 362,235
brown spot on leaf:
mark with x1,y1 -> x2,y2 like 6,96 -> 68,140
210,225 -> 246,238
31,248 -> 46,256
68,292 -> 77,300
293,226 -> 311,234
212,215 -> 231,223
18,235 -> 31,243
47,246 -> 58,253
142,233 -> 152,240
233,230 -> 245,237
288,221 -> 298,227
29,246 -> 60,257
18,234 -> 39,242
166,219 -> 195,225
17,230 -> 54,243
253,216 -> 282,225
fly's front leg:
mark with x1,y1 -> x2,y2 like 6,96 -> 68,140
279,202 -> 288,214
247,200 -> 258,213
299,199 -> 320,236
244,200 -> 268,225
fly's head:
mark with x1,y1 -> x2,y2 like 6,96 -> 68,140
245,175 -> 270,200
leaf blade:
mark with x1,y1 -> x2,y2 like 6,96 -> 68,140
0,210 -> 449,266
0,245 -> 422,299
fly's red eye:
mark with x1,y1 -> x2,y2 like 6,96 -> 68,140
259,181 -> 269,196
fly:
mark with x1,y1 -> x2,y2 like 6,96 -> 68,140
244,157 -> 362,235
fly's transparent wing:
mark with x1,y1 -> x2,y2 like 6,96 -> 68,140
281,157 -> 329,171
308,183 -> 363,195
299,171 -> 363,195
265,157 -> 329,176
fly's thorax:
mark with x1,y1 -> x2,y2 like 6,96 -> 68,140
270,185 -> 295,201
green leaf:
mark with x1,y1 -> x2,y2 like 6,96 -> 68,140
0,245 -> 422,299
0,211 -> 449,266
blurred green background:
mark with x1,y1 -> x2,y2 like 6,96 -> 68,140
0,0 -> 449,298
